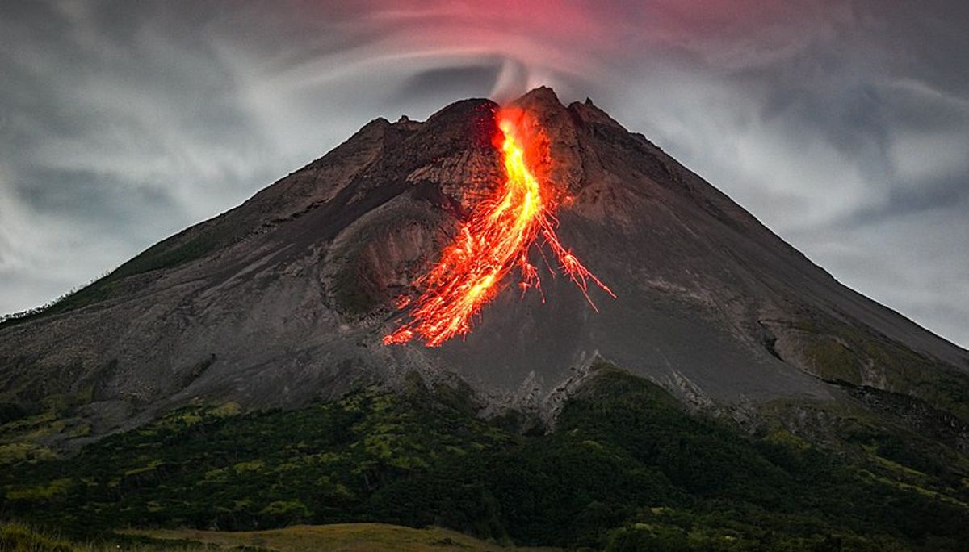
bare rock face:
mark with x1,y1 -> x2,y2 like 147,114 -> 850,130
2,87 -> 968,444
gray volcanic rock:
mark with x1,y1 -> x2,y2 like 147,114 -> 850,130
1,87 -> 967,443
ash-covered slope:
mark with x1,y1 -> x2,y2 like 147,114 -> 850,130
1,88 -> 967,442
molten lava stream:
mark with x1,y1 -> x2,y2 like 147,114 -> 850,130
384,107 -> 613,347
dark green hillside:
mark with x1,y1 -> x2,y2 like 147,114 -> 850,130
2,364 -> 968,551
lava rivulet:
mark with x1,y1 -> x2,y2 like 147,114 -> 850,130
384,107 -> 614,347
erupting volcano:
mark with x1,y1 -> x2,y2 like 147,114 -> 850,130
384,107 -> 614,347
4,87 -> 968,452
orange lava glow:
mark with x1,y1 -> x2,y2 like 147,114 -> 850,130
384,107 -> 614,347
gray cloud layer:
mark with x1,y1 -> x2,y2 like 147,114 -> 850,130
1,0 -> 966,348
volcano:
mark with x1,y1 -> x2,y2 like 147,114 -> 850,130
1,87 -> 967,443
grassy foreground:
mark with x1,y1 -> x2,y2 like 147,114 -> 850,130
135,523 -> 557,551
2,522 -> 556,551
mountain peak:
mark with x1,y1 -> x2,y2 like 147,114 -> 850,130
514,85 -> 563,108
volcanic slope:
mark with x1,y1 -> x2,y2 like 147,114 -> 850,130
1,87 -> 967,443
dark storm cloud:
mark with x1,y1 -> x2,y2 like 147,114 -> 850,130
0,0 -> 966,348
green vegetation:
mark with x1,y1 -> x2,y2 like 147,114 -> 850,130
1,522 -> 75,552
790,313 -> 969,421
0,368 -> 104,463
0,522 -> 213,551
2,364 -> 968,551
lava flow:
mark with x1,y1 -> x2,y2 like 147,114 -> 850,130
384,107 -> 614,347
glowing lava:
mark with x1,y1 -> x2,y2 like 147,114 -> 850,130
384,107 -> 614,347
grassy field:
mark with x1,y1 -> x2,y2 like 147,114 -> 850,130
135,523 -> 558,551
0,522 -> 556,551
0,522 -> 193,551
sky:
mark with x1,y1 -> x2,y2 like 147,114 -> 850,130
1,0 -> 967,349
